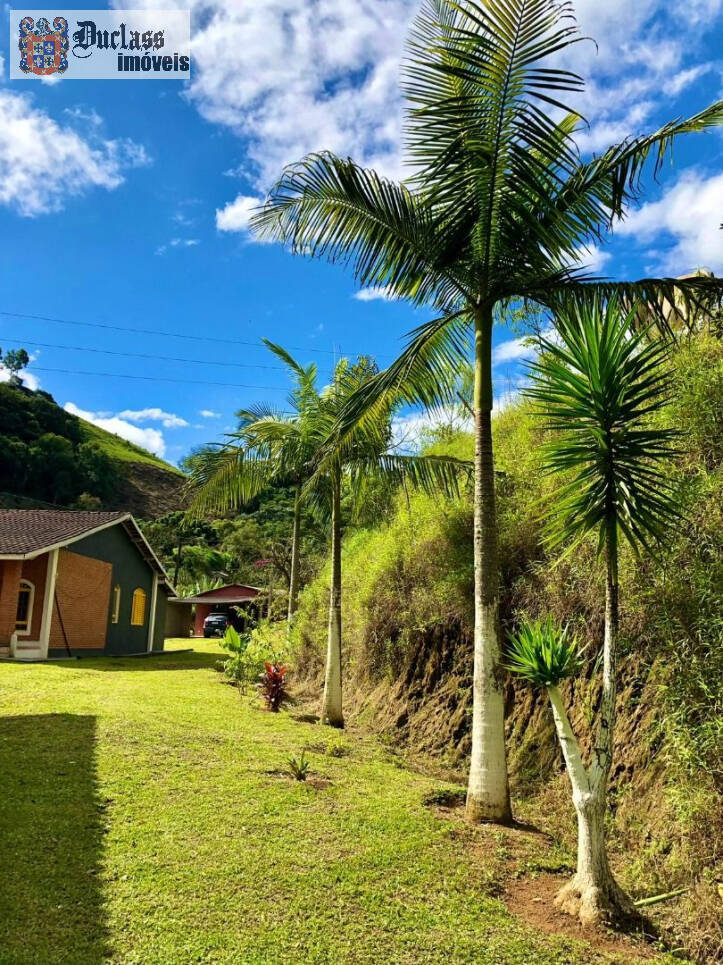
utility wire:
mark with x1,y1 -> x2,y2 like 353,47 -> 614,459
0,309 -> 393,360
0,336 -> 301,372
30,366 -> 288,389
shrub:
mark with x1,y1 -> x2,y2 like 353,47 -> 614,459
221,622 -> 293,693
257,662 -> 290,712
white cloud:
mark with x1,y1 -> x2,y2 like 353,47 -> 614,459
493,327 -> 556,366
569,243 -> 612,275
391,407 -> 473,450
199,409 -> 221,419
0,367 -> 40,391
110,0 -> 721,247
616,170 -> 723,273
156,237 -> 200,255
113,0 -> 413,205
663,64 -> 714,97
64,403 -> 167,457
0,89 -> 148,217
117,407 -> 189,428
63,105 -> 103,128
493,336 -> 538,366
215,194 -> 264,234
353,287 -> 397,302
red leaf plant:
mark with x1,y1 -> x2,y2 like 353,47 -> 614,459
257,661 -> 289,712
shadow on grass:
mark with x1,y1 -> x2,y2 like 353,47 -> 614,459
48,650 -> 222,672
0,714 -> 110,962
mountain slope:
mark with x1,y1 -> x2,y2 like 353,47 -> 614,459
0,383 -> 185,517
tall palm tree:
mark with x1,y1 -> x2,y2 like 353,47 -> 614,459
188,340 -> 320,624
303,354 -> 468,728
512,292 -> 679,924
191,343 -> 468,727
251,0 -> 722,822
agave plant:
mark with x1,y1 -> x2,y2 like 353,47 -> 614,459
506,618 -> 582,688
251,0 -> 722,823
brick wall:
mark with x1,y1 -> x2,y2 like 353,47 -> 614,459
49,550 -> 111,651
0,560 -> 22,646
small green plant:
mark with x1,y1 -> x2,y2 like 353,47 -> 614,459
324,738 -> 349,758
287,752 -> 310,781
505,617 -> 582,688
219,624 -> 251,686
221,621 -> 291,693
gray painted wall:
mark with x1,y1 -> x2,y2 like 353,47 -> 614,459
70,524 -> 163,655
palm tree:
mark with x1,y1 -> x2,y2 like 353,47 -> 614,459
250,0 -> 722,822
188,340 -> 320,625
303,354 -> 468,727
191,344 -> 468,728
510,291 -> 679,924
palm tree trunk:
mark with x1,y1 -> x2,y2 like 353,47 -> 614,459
465,306 -> 512,824
554,521 -> 634,924
287,483 -> 302,625
321,467 -> 344,727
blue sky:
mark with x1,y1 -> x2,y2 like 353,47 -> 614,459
0,0 -> 721,463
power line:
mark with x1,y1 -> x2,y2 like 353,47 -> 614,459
0,337 -> 299,372
0,309 -> 393,360
30,366 -> 288,389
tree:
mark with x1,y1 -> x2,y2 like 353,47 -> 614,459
251,0 -> 722,822
191,344 -> 468,728
508,292 -> 679,924
0,347 -> 29,387
188,341 -> 322,624
303,354 -> 467,728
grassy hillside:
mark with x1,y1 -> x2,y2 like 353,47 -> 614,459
292,332 -> 722,963
77,417 -> 183,473
0,382 -> 184,515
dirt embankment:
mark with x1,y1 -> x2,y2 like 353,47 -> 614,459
106,462 -> 187,518
294,623 -> 721,964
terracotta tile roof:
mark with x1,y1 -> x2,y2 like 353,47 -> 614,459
0,509 -> 129,556
179,584 -> 262,605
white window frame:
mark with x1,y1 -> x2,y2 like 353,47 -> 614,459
15,579 -> 35,636
111,585 -> 121,624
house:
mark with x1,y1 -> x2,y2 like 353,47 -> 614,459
173,584 -> 267,638
0,510 -> 174,660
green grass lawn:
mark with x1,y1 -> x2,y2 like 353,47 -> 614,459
0,642 -> 679,964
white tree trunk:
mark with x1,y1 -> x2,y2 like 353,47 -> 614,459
466,309 -> 512,824
548,530 -> 635,926
320,470 -> 344,728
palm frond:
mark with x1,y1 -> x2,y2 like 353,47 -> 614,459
525,292 -> 681,557
349,451 -> 471,501
250,151 -> 470,308
186,443 -> 276,518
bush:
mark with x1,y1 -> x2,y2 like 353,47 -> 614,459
257,662 -> 290,712
222,622 -> 295,694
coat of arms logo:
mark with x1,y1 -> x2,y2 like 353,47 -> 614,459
19,16 -> 69,76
